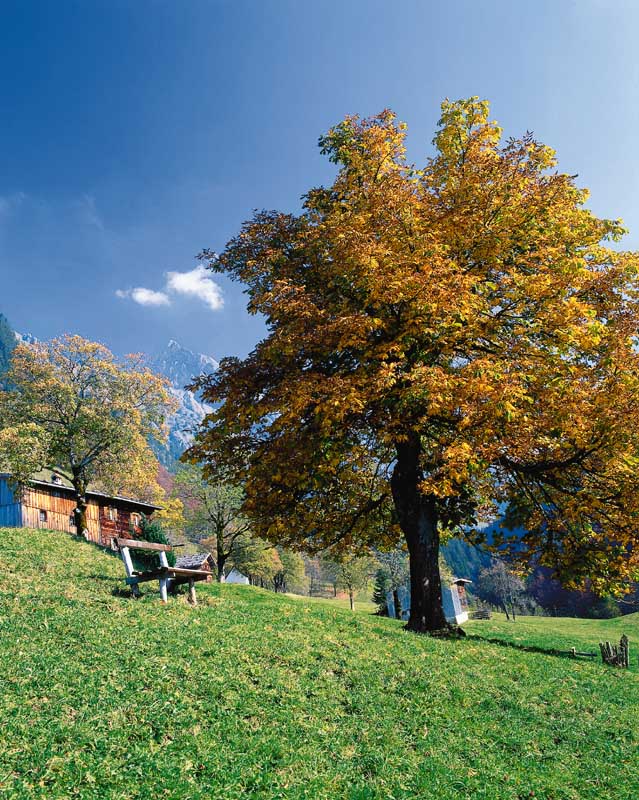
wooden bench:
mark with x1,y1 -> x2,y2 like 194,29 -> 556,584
114,538 -> 210,605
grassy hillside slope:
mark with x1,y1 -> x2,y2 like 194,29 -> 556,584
1,527 -> 638,800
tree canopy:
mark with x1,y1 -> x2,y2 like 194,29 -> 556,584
189,98 -> 639,632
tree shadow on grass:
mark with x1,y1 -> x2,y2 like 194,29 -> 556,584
463,632 -> 599,664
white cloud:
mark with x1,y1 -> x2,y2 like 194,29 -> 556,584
166,265 -> 224,311
115,287 -> 171,307
115,265 -> 223,312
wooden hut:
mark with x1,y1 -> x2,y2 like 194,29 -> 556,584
0,470 -> 161,548
174,552 -> 216,582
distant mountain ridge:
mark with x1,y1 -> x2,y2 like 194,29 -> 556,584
151,340 -> 217,467
152,339 -> 218,391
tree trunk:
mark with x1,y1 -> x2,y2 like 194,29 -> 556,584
71,472 -> 89,537
391,435 -> 448,633
393,588 -> 402,620
349,589 -> 354,611
216,534 -> 225,582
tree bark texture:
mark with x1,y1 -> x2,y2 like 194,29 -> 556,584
71,472 -> 89,537
391,435 -> 448,632
393,588 -> 402,621
216,534 -> 226,582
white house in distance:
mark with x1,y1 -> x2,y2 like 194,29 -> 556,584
387,577 -> 472,625
223,568 -> 250,585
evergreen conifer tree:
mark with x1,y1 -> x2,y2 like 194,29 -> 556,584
0,313 -> 15,387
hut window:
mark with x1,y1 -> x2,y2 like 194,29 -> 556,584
131,513 -> 140,527
69,515 -> 76,528
39,509 -> 47,523
107,507 -> 118,521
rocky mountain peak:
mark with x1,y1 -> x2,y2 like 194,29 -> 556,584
153,339 -> 218,393
151,340 -> 218,467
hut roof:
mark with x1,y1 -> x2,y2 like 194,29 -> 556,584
175,552 -> 215,570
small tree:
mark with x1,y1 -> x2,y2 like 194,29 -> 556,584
335,553 -> 377,611
372,568 -> 391,615
476,560 -> 526,621
0,335 -> 175,534
232,535 -> 282,587
319,553 -> 340,597
154,495 -> 186,541
303,556 -> 323,597
134,515 -> 176,570
173,464 -> 250,581
0,313 -> 15,388
376,547 -> 409,620
273,548 -> 307,594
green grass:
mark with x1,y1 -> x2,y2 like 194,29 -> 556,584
1,527 -> 638,800
466,612 -> 639,672
286,592 -> 378,615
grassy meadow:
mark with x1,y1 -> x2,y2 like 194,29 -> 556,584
1,526 -> 638,799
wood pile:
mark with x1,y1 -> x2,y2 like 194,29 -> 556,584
599,635 -> 630,668
470,608 -> 492,620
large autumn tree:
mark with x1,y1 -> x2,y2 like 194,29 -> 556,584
0,335 -> 176,533
188,98 -> 639,632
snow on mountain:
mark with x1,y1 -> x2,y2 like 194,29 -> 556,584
153,339 -> 218,390
151,340 -> 217,466
14,332 -> 38,344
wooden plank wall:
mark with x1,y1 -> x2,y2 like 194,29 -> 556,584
22,486 -> 77,534
21,486 -> 100,540
0,503 -> 23,527
0,477 -> 16,506
80,499 -> 102,544
2,478 -> 150,549
0,478 -> 23,528
98,507 -> 133,548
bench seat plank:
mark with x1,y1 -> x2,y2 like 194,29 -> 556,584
166,568 -> 211,578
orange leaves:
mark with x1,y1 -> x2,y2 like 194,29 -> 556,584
189,98 -> 639,593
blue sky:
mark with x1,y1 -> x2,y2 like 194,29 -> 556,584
1,0 -> 638,361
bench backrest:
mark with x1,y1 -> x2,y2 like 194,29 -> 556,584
114,537 -> 172,553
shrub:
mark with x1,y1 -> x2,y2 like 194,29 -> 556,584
132,515 -> 176,570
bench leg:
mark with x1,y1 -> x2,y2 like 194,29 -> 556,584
159,577 -> 168,604
120,546 -> 141,597
188,578 -> 197,606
